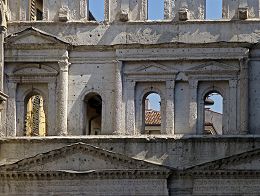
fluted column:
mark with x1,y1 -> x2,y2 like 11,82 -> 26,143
114,61 -> 123,134
57,59 -> 70,136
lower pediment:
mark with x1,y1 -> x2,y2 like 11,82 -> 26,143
0,143 -> 170,174
188,148 -> 260,171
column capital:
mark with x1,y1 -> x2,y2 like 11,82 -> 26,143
127,80 -> 136,88
229,79 -> 238,88
189,79 -> 198,89
58,59 -> 71,72
166,80 -> 175,89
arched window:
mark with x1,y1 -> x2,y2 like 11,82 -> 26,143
147,0 -> 164,20
205,0 -> 222,19
204,92 -> 223,135
25,94 -> 46,136
143,92 -> 161,134
84,93 -> 102,135
30,0 -> 43,21
88,0 -> 104,21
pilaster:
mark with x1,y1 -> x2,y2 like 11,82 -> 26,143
165,80 -> 175,134
240,58 -> 249,134
125,80 -> 136,135
229,79 -> 238,134
6,82 -> 17,137
189,79 -> 198,134
48,82 -> 57,136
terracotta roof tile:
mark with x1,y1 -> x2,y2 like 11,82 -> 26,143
145,110 -> 161,126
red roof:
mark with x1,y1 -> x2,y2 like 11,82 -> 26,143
145,110 -> 161,126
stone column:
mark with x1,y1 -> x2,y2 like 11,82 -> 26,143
189,79 -> 198,134
164,0 -> 173,19
6,82 -> 17,137
104,0 -> 109,21
229,79 -> 238,134
240,58 -> 249,134
114,61 -> 123,134
165,80 -> 175,134
125,80 -> 136,135
57,59 -> 70,136
141,0 -> 147,20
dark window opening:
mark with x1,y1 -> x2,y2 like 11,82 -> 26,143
84,93 -> 102,135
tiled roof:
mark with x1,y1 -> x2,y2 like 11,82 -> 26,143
145,110 -> 161,126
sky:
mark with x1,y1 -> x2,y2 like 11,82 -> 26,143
89,0 -> 223,113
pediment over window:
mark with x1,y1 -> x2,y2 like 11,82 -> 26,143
5,27 -> 68,45
0,143 -> 171,173
189,148 -> 260,171
125,62 -> 177,75
186,61 -> 239,74
12,64 -> 58,76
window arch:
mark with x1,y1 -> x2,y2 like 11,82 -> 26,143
30,0 -> 43,21
24,92 -> 46,136
84,92 -> 102,135
147,0 -> 164,20
205,0 -> 222,19
142,92 -> 161,134
203,91 -> 223,135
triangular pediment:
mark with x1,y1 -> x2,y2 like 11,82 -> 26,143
126,62 -> 177,75
187,61 -> 239,73
12,64 -> 58,76
0,143 -> 170,172
5,27 -> 68,45
189,148 -> 260,171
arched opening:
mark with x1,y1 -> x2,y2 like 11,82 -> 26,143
143,92 -> 161,134
84,93 -> 102,135
204,92 -> 223,135
147,0 -> 164,20
205,0 -> 222,19
24,93 -> 46,136
30,0 -> 43,21
88,0 -> 104,21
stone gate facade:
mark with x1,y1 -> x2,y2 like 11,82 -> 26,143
0,0 -> 260,195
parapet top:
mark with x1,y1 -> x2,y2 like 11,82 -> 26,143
7,0 -> 260,22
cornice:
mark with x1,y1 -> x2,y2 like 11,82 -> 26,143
0,170 -> 171,180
